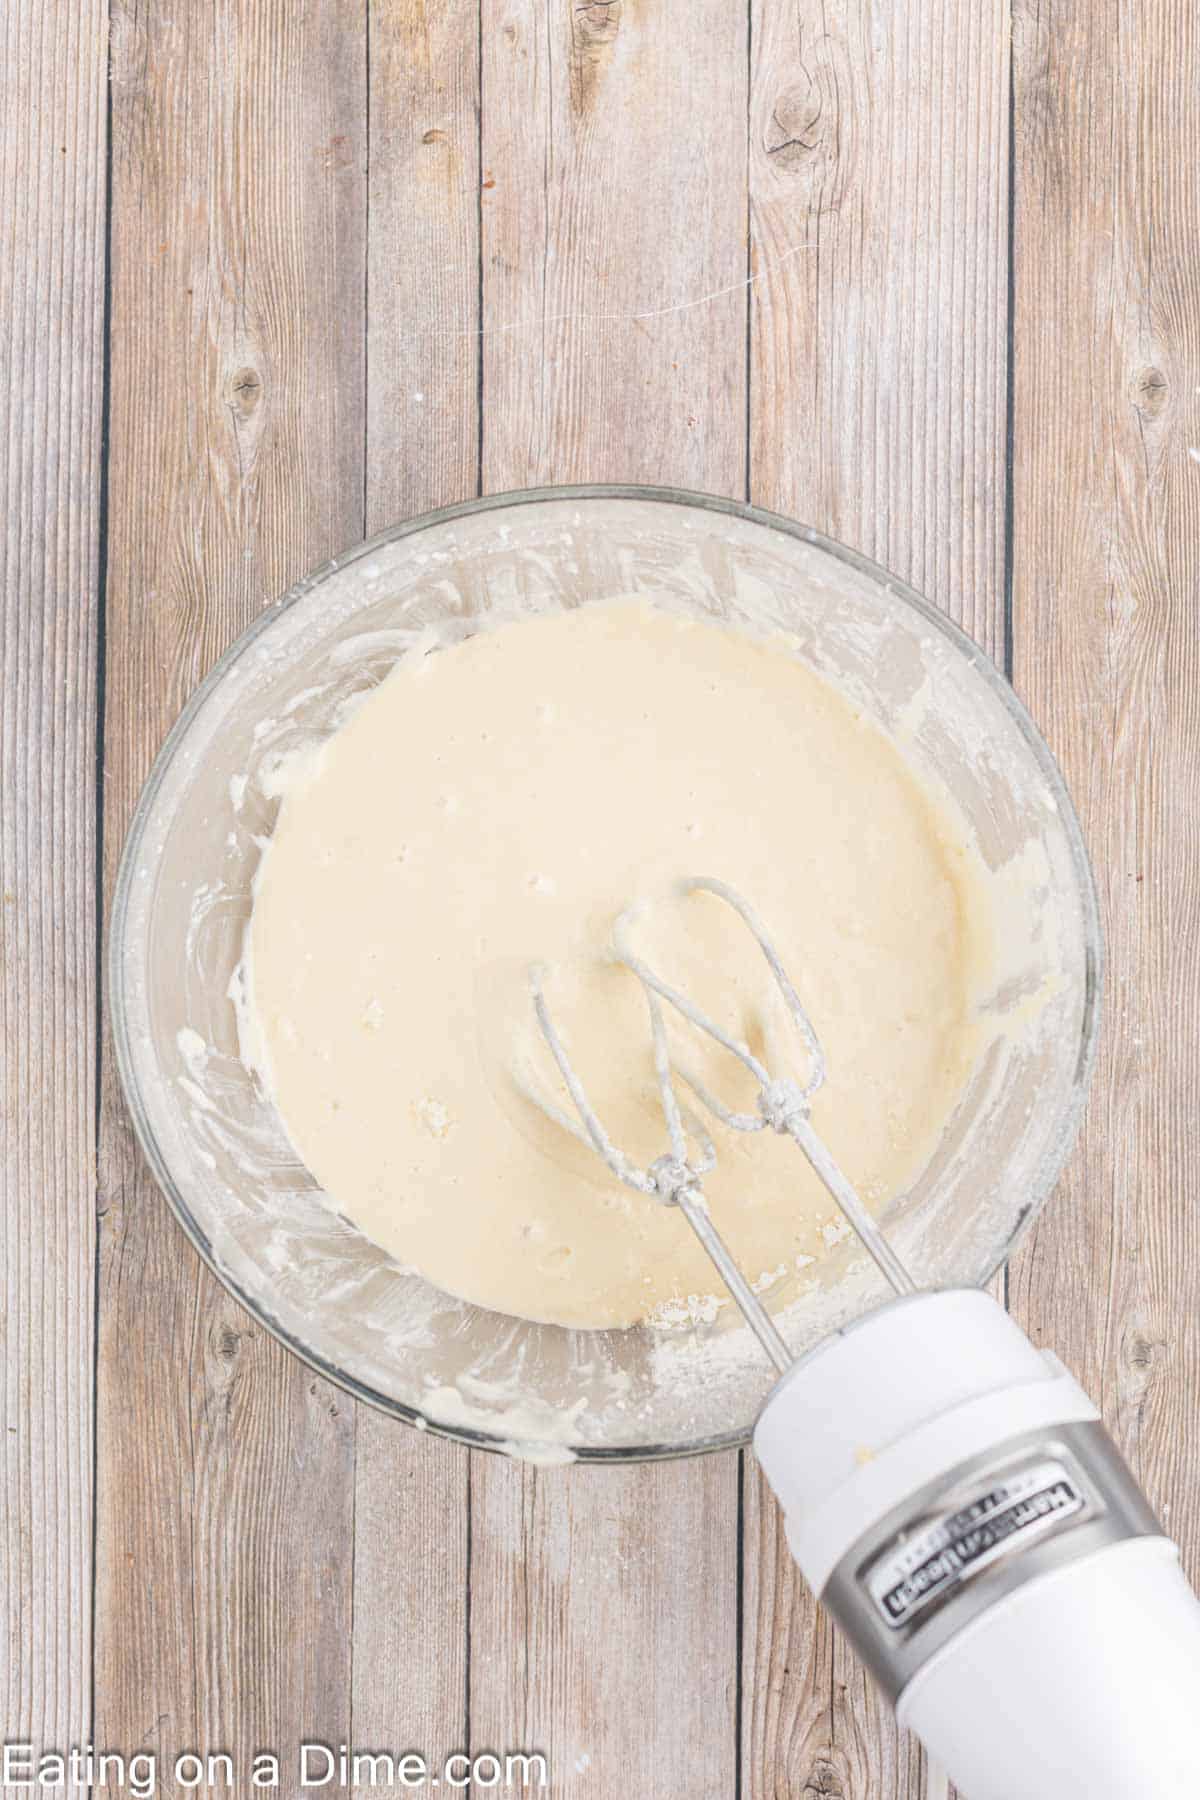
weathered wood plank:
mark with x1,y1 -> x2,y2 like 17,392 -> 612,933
480,0 -> 748,493
470,1 -> 748,1791
365,0 -> 481,532
96,2 -> 366,1786
748,0 -> 1010,661
351,0 -> 480,1784
472,1460 -> 738,1796
0,0 -> 106,1754
744,1 -> 1010,1792
1009,0 -> 1200,1574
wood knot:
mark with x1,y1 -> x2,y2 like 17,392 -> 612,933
766,82 -> 826,166
574,0 -> 621,45
1133,365 -> 1169,420
570,0 -> 621,113
755,34 -> 850,212
1123,1326 -> 1166,1374
802,1764 -> 846,1799
228,367 -> 263,419
215,1324 -> 241,1362
222,355 -> 269,488
421,128 -> 448,146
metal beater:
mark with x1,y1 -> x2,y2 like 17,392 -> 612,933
531,873 -> 915,1370
529,876 -> 1200,1800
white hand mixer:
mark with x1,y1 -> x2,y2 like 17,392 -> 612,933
533,877 -> 1200,1800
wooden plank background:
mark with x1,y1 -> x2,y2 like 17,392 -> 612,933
3,0 -> 1198,1795
1,0 -> 106,1761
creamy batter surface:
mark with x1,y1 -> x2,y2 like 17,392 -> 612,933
247,599 -> 989,1329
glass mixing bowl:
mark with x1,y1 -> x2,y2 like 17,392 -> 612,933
110,486 -> 1101,1460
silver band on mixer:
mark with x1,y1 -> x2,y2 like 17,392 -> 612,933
820,1417 -> 1162,1705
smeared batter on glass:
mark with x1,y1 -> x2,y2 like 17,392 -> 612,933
245,599 -> 991,1329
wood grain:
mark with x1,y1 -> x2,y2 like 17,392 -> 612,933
96,1 -> 366,1787
1009,0 -> 1200,1572
470,1 -> 747,1792
744,1 -> 1010,1792
351,0 -> 481,1785
12,1 -> 1199,1793
0,0 -> 106,1754
479,0 -> 748,492
365,0 -> 481,532
749,0 -> 1010,660
471,1461 -> 738,1797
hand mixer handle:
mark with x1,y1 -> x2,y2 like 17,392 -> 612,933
753,1288 -> 1200,1799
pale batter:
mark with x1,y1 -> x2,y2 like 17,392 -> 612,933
246,599 -> 989,1330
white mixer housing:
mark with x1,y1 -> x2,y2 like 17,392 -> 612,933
753,1288 -> 1200,1799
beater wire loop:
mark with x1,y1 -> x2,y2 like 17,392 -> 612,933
530,967 -> 715,1198
613,879 -> 918,1299
529,877 -> 917,1376
530,955 -> 793,1371
531,970 -> 656,1196
613,876 -> 827,1109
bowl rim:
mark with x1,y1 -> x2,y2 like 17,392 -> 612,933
108,482 -> 1104,1462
